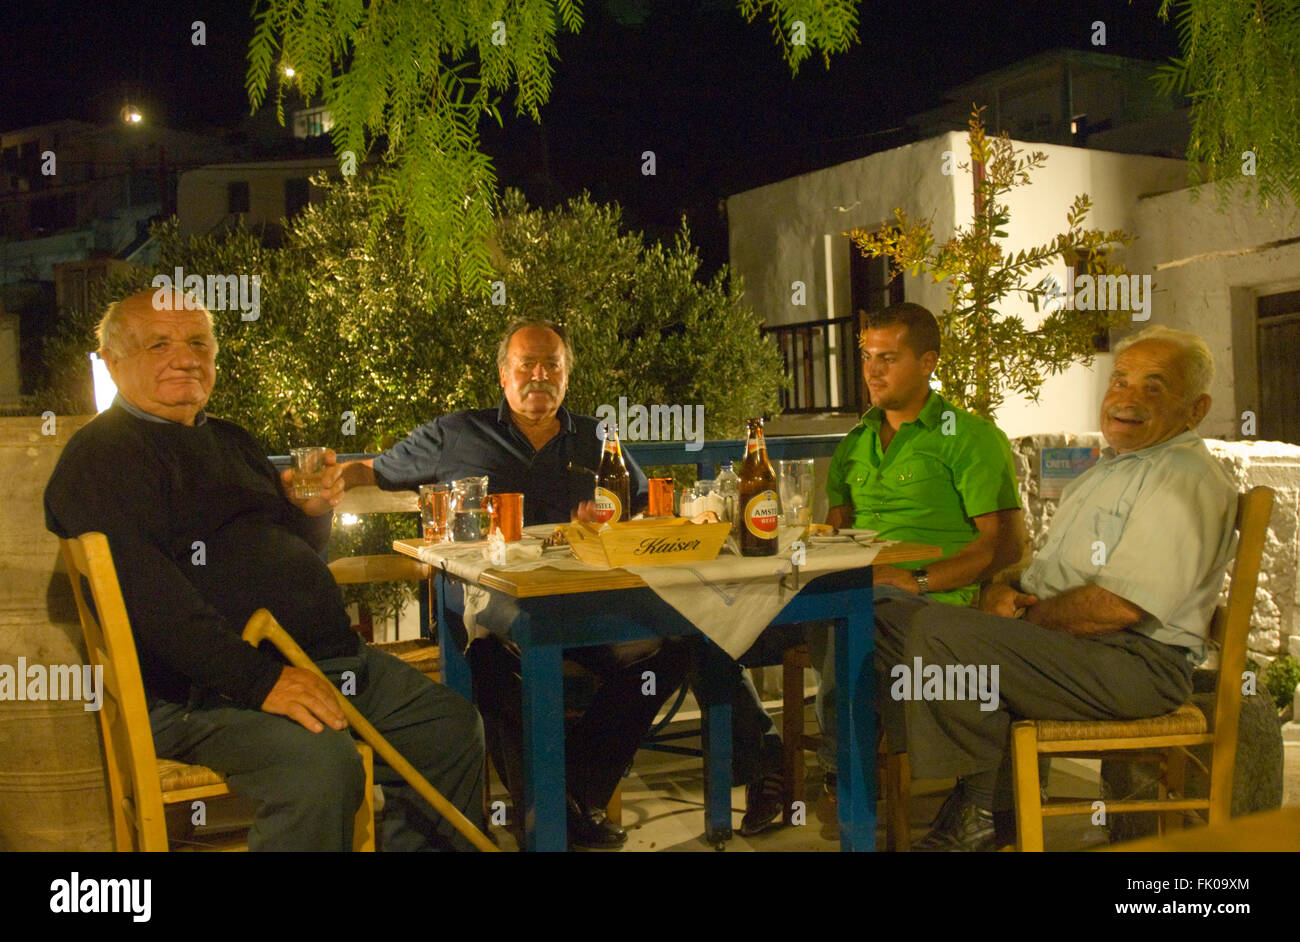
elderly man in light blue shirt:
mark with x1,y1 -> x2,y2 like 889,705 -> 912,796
873,325 -> 1238,851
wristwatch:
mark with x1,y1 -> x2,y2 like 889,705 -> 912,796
913,569 -> 930,594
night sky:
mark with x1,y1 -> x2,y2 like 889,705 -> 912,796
1,0 -> 1181,273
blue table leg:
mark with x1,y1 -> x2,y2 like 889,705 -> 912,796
696,640 -> 734,847
434,573 -> 472,699
835,586 -> 877,851
520,641 -> 566,852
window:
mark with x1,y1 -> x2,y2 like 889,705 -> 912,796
227,180 -> 250,214
292,106 -> 335,139
284,177 -> 309,218
1257,289 -> 1300,444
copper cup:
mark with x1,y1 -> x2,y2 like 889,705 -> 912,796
487,492 -> 524,542
648,478 -> 675,517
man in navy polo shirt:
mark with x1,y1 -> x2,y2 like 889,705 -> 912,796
341,319 -> 688,849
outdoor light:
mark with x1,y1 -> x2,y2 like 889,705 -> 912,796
120,103 -> 142,125
282,64 -> 296,78
340,513 -> 360,526
89,352 -> 117,412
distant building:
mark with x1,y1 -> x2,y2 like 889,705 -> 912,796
909,48 -> 1189,157
176,157 -> 339,241
0,119 -> 227,283
0,101 -> 343,405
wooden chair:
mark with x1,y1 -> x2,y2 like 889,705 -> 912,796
60,532 -> 376,852
782,645 -> 910,850
1009,486 -> 1274,851
329,554 -> 440,676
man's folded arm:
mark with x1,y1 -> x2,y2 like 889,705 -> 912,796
1023,583 -> 1145,636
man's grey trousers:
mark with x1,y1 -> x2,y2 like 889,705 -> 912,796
869,592 -> 1193,806
150,643 -> 486,851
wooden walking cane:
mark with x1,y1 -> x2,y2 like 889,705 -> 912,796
242,609 -> 499,852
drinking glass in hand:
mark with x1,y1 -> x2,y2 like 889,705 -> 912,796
290,447 -> 327,499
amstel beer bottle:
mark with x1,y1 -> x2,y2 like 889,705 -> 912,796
594,423 -> 630,523
738,417 -> 779,555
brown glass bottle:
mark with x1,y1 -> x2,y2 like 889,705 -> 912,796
738,417 -> 779,555
594,423 -> 630,524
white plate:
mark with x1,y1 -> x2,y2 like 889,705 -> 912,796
839,529 -> 878,539
810,534 -> 853,544
522,523 -> 562,539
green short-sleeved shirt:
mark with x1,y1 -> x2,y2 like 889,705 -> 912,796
825,391 -> 1021,605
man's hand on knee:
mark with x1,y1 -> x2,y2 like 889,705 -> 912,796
260,666 -> 348,733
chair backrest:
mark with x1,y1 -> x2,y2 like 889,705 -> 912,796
328,554 -> 430,585
59,533 -> 170,851
1204,486 -> 1274,824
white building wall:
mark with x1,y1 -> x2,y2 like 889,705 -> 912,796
727,133 -> 963,332
978,144 -> 1187,438
1127,180 -> 1300,441
177,159 -> 336,237
727,133 -> 1188,439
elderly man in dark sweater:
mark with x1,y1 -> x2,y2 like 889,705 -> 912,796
44,289 -> 485,851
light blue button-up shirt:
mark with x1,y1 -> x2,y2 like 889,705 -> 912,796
1021,431 -> 1237,661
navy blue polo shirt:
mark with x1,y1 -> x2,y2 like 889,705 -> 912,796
372,400 -> 649,526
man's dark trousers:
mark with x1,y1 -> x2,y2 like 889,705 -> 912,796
873,595 -> 1193,807
150,644 -> 486,851
469,634 -> 691,812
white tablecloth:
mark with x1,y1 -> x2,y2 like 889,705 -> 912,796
417,528 -> 887,658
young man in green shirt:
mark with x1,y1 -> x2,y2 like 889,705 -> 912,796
812,302 -> 1026,792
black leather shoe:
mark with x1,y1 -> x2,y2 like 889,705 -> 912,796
566,794 -> 627,850
740,773 -> 784,836
913,788 -> 997,852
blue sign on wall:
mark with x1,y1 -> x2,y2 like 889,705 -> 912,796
1040,447 -> 1100,498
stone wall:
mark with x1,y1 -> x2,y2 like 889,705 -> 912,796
1010,433 -> 1300,665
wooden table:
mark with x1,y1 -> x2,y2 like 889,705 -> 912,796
394,537 -> 938,852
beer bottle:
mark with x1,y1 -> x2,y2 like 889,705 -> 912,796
738,417 -> 779,555
594,423 -> 630,524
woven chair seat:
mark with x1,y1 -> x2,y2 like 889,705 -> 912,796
1034,702 -> 1207,742
156,759 -> 227,792
371,638 -> 440,680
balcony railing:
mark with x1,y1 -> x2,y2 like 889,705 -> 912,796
761,313 -> 865,415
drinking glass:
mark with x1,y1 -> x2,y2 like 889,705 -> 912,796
450,476 -> 490,542
487,492 -> 524,542
418,483 -> 452,543
290,446 -> 327,499
776,459 -> 815,526
647,478 -> 675,517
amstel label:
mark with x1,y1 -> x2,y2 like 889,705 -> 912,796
593,487 -> 623,524
744,490 -> 779,539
